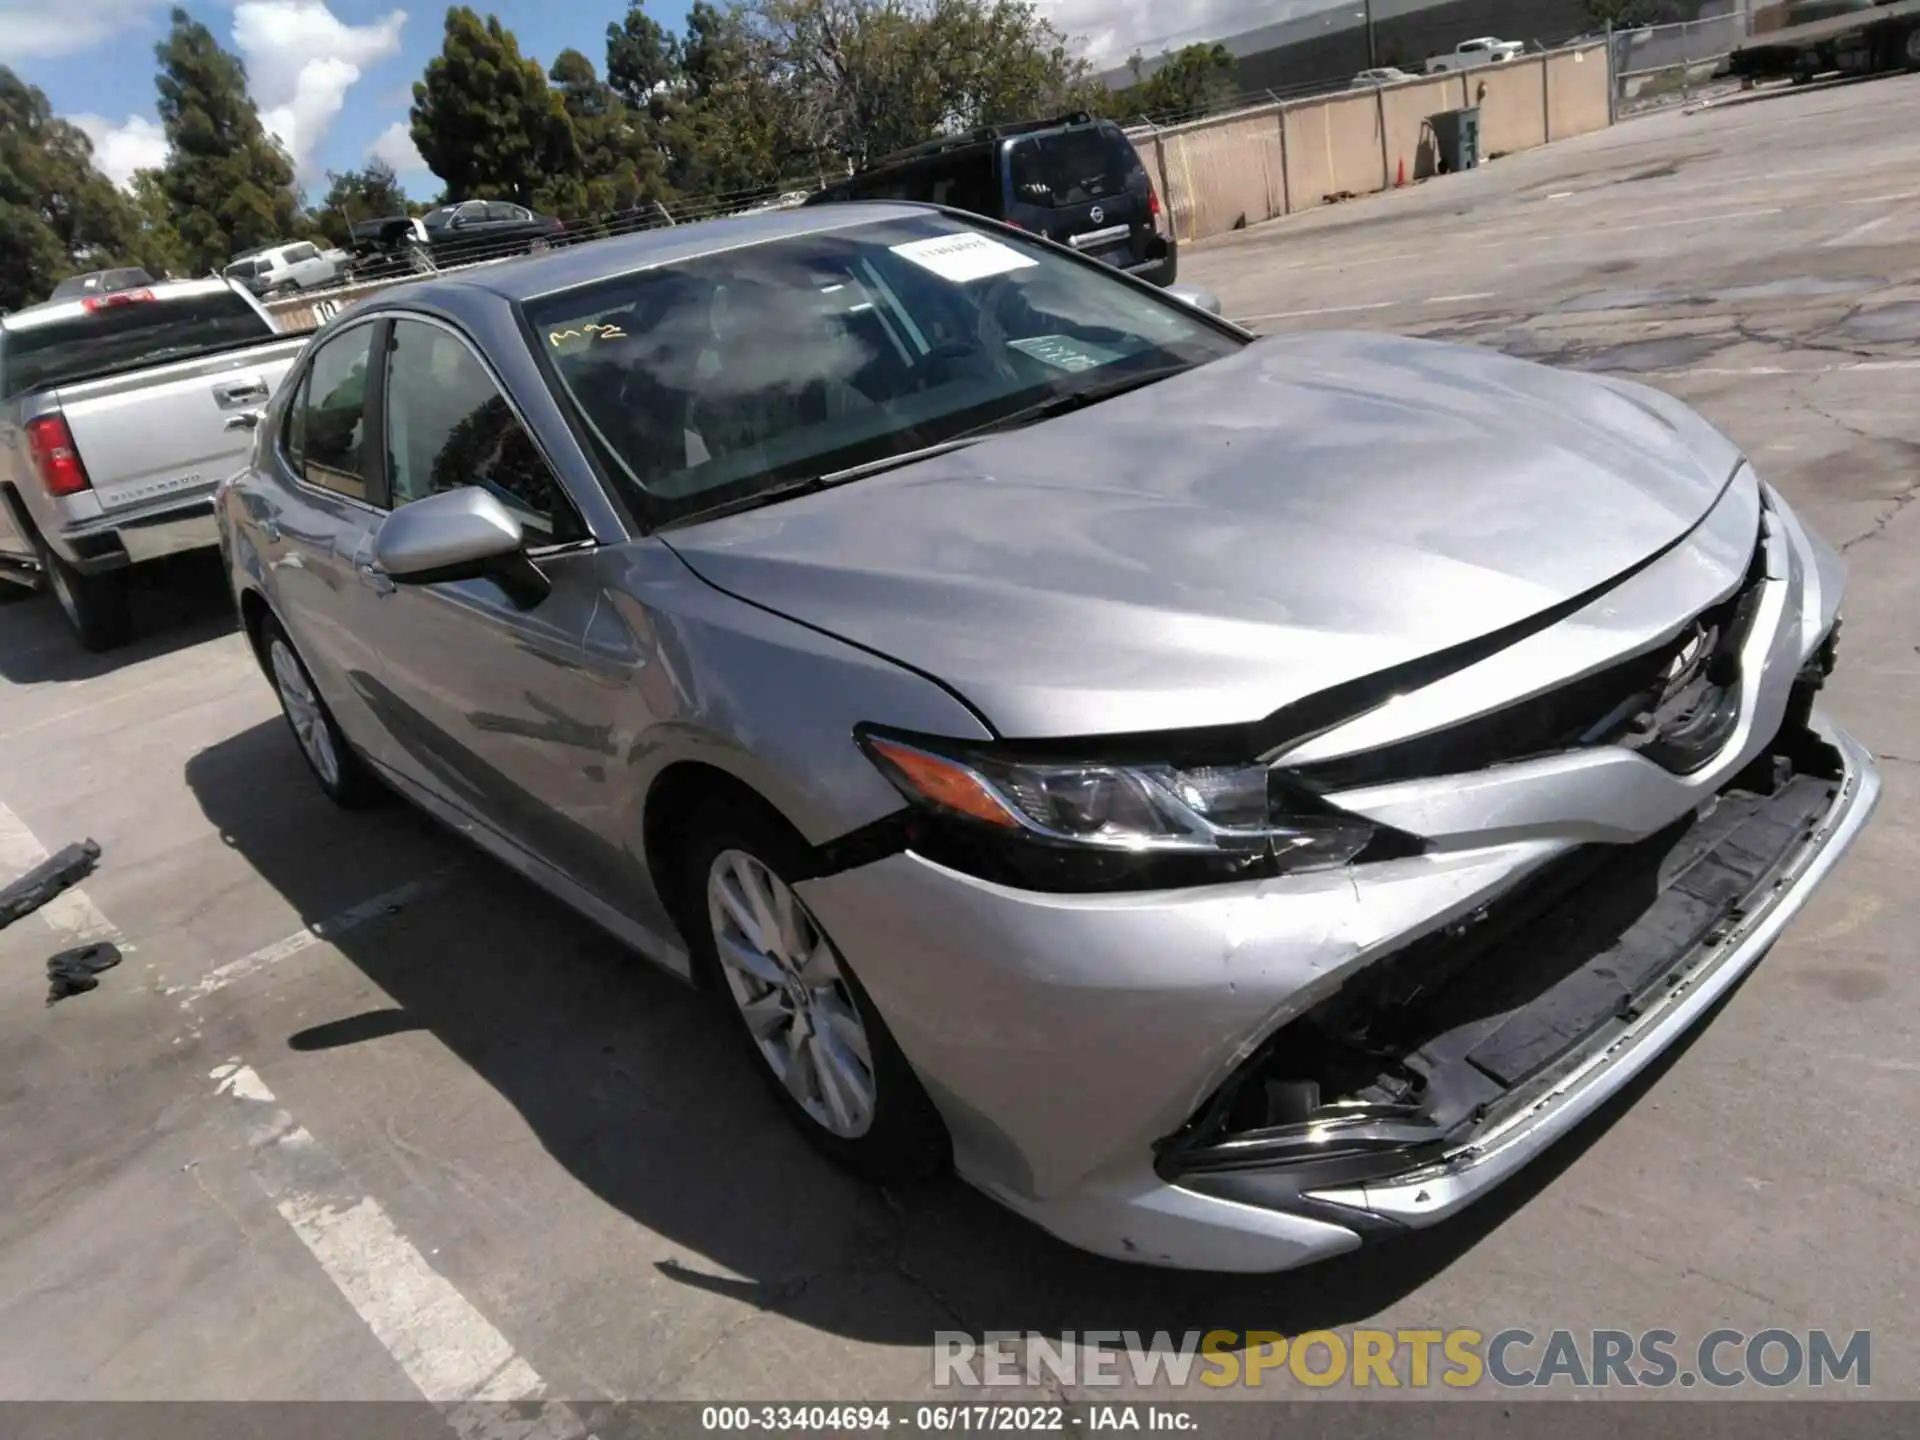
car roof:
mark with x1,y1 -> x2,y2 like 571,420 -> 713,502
360,201 -> 937,308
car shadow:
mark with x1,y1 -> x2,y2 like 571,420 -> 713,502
184,715 -> 1732,1352
0,553 -> 237,685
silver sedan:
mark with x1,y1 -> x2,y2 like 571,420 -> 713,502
217,202 -> 1878,1272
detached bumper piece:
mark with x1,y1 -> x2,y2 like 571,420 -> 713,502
1156,710 -> 1850,1223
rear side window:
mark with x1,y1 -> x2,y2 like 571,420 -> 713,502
1008,126 -> 1144,208
926,151 -> 1000,217
0,290 -> 274,399
293,325 -> 373,500
286,244 -> 320,264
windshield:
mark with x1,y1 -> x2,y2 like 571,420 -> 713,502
1007,125 -> 1143,209
524,213 -> 1242,525
0,289 -> 274,399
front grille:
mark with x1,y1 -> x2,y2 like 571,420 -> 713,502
1286,539 -> 1769,793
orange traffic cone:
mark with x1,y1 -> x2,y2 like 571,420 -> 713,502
1396,158 -> 1407,188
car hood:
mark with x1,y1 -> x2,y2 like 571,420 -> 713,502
660,331 -> 1744,740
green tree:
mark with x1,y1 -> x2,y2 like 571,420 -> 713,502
128,168 -> 189,277
548,48 -> 666,219
153,5 -> 303,271
0,66 -> 146,310
750,0 -> 1098,171
606,0 -> 681,110
1585,0 -> 1659,24
410,7 -> 582,206
312,159 -> 410,246
1110,43 -> 1238,123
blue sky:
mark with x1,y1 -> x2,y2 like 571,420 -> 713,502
0,0 -> 1329,203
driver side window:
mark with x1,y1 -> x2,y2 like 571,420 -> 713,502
382,317 -> 587,545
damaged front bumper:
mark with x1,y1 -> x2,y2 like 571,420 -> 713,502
1157,710 -> 1879,1238
803,710 -> 1877,1272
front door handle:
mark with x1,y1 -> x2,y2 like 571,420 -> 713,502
216,378 -> 270,405
357,563 -> 395,595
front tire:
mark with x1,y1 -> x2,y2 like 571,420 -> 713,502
36,538 -> 130,652
260,616 -> 382,809
680,798 -> 948,1184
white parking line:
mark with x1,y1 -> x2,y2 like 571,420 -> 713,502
1650,357 -> 1920,379
0,799 -> 569,1430
173,869 -> 455,1001
1233,300 -> 1396,323
211,1061 -> 586,1437
1825,214 -> 1896,247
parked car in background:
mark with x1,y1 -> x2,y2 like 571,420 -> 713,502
0,279 -> 304,649
1426,36 -> 1526,73
47,268 -> 157,303
221,203 -> 1874,1272
223,241 -> 345,298
1350,66 -> 1416,87
419,201 -> 568,265
807,112 -> 1177,287
347,202 -> 568,276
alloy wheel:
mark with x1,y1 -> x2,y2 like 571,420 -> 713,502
707,848 -> 877,1138
269,637 -> 341,789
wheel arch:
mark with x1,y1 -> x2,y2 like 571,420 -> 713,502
640,760 -> 817,987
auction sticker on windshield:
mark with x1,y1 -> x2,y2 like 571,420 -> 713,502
1008,335 -> 1127,372
891,233 -> 1038,283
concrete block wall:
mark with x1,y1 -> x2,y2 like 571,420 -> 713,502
1133,43 -> 1613,245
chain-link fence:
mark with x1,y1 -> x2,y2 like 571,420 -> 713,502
1612,14 -> 1752,114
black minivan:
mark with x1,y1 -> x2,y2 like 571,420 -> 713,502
806,113 -> 1177,287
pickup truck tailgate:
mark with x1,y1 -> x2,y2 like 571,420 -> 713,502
55,341 -> 305,513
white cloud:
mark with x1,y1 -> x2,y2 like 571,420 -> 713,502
368,120 -> 429,180
0,0 -> 167,61
69,113 -> 171,190
231,0 -> 407,183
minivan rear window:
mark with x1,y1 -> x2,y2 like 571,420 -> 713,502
1008,126 -> 1143,208
0,289 -> 274,398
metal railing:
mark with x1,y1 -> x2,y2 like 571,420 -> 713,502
1612,14 -> 1752,112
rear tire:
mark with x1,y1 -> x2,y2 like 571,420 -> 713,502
1903,26 -> 1920,71
259,615 -> 383,809
36,538 -> 130,652
679,796 -> 949,1185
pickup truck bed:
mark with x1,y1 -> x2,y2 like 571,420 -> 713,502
0,281 -> 306,649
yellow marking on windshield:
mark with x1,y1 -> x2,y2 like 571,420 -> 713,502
549,322 -> 628,347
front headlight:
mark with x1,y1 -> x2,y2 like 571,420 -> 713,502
858,730 -> 1404,892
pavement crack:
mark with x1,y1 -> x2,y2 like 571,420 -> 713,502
648,1272 -> 814,1391
1839,474 -> 1920,551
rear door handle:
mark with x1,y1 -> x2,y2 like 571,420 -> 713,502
357,563 -> 395,595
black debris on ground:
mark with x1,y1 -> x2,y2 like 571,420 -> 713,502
0,839 -> 102,932
46,943 -> 122,1006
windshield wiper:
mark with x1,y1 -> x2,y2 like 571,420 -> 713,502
661,435 -> 988,528
953,362 -> 1198,441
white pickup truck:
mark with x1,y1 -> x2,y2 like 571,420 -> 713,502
0,279 -> 307,650
1426,36 -> 1526,74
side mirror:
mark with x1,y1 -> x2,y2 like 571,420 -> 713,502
373,488 -> 550,609
1165,283 -> 1223,317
